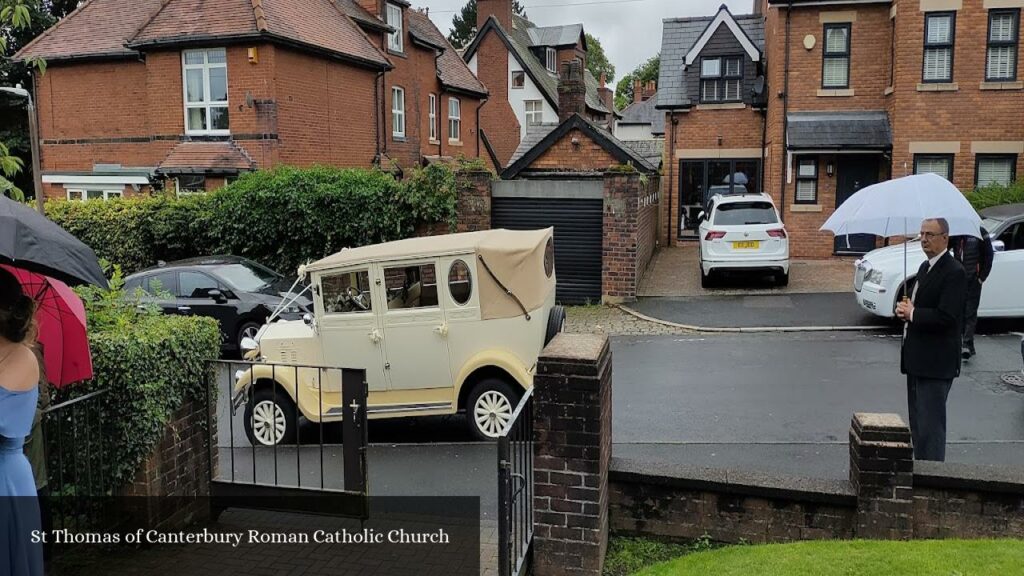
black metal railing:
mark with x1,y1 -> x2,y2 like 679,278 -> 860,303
40,388 -> 111,531
204,359 -> 368,519
498,387 -> 534,576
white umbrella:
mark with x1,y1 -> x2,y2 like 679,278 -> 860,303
820,173 -> 982,320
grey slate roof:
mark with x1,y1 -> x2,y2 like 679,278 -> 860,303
526,23 -> 584,47
622,139 -> 664,168
787,111 -> 892,150
618,93 -> 665,135
508,123 -> 560,167
657,11 -> 765,109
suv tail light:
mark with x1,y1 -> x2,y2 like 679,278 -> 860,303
705,231 -> 726,241
767,228 -> 788,239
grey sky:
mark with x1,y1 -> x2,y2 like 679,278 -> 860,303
424,0 -> 755,85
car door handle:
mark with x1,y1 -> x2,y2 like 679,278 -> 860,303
433,324 -> 448,337
368,329 -> 382,344
177,306 -> 191,313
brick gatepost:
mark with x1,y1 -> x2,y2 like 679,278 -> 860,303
849,413 -> 914,539
532,333 -> 612,576
455,170 -> 493,233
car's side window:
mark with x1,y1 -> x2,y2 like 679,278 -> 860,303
321,270 -> 373,314
448,260 -> 473,306
384,263 -> 439,310
998,222 -> 1023,251
179,271 -> 220,298
144,271 -> 177,297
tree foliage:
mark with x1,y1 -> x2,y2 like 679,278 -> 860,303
615,54 -> 660,110
584,33 -> 614,84
447,0 -> 526,49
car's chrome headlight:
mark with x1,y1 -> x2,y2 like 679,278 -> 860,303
284,304 -> 302,314
865,269 -> 884,284
240,337 -> 259,352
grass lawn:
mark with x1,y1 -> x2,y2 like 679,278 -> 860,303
631,539 -> 1024,576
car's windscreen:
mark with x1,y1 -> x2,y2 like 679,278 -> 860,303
981,218 -> 1003,234
713,202 -> 778,225
212,263 -> 282,293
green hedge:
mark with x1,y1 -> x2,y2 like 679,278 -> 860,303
46,163 -> 466,275
51,275 -> 221,492
966,181 -> 1024,212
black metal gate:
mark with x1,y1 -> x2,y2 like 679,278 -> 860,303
498,387 -> 535,576
205,360 -> 369,519
492,184 -> 604,304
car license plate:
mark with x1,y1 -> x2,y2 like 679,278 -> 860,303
732,241 -> 760,249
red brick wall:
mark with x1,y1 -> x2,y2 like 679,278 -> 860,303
529,128 -> 617,172
889,0 -> 1024,189
475,31 -> 522,167
663,107 -> 765,246
603,172 -> 659,303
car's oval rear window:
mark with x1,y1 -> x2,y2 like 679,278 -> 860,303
713,202 -> 778,226
544,237 -> 554,278
448,260 -> 472,305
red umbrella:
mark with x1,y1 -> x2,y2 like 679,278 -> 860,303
1,264 -> 92,388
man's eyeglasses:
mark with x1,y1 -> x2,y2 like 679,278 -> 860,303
919,231 -> 948,240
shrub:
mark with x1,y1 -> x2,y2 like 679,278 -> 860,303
54,270 -> 221,491
46,164 -> 463,276
966,181 -> 1024,211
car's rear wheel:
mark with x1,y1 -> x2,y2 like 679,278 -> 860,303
466,379 -> 520,441
244,387 -> 298,446
237,321 -> 261,351
545,305 -> 566,344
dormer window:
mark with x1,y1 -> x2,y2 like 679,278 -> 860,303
545,47 -> 557,73
700,56 -> 742,103
387,3 -> 404,52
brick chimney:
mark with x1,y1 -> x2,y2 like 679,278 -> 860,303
478,0 -> 513,32
598,72 -> 614,113
558,61 -> 587,122
356,0 -> 379,17
633,78 -> 643,105
643,81 -> 657,101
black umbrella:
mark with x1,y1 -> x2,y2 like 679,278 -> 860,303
0,195 -> 108,288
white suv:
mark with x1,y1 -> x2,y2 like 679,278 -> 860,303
698,193 -> 790,287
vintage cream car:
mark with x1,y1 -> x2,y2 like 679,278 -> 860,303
233,229 -> 564,445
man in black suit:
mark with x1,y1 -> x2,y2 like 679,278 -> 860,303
896,217 -> 967,461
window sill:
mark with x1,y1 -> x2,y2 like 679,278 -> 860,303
917,82 -> 958,92
448,140 -> 463,147
818,88 -> 854,97
185,131 -> 231,138
387,49 -> 407,59
980,81 -> 1023,90
695,102 -> 746,110
429,139 -> 441,145
884,86 -> 895,95
790,204 -> 823,213
392,135 -> 407,142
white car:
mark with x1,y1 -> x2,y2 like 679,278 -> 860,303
854,203 -> 1024,318
698,193 -> 790,287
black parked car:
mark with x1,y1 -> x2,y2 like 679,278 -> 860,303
124,256 -> 312,352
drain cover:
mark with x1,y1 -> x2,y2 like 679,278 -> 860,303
1002,373 -> 1024,388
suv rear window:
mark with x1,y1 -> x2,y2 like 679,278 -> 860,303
713,202 -> 778,226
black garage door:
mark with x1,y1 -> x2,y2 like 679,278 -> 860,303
492,196 -> 603,305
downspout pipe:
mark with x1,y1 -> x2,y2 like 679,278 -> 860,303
375,71 -> 384,165
778,1 -> 792,223
667,111 -> 678,247
476,97 -> 487,158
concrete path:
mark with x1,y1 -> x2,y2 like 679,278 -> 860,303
628,293 -> 885,329
639,244 -> 857,297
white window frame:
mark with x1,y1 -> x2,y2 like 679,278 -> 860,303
448,97 -> 461,142
392,86 -> 405,139
795,158 -> 819,204
175,175 -> 208,196
182,48 -> 229,136
525,100 -> 543,126
387,3 -> 404,52
545,47 -> 557,73
428,94 -> 438,142
66,188 -> 123,201
511,70 -> 525,89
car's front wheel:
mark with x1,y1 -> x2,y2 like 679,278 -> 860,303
244,387 -> 298,446
466,379 -> 521,440
237,321 -> 262,351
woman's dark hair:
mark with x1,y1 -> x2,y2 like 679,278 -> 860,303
0,267 -> 36,344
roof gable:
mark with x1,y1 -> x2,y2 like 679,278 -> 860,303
685,5 -> 761,66
618,93 -> 665,135
407,10 -> 487,96
502,114 -> 656,179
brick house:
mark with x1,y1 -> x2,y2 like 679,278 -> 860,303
14,0 -> 486,199
659,0 -> 1023,259
461,0 -> 615,170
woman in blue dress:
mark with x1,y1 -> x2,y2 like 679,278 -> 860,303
0,266 -> 43,576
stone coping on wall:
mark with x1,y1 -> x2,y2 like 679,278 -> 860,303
914,460 -> 1024,495
609,457 -> 857,507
